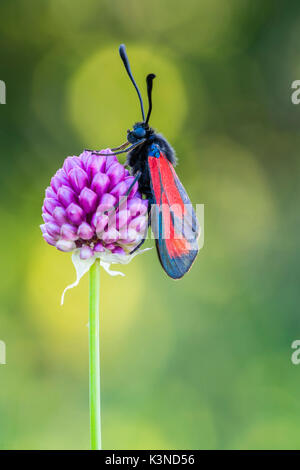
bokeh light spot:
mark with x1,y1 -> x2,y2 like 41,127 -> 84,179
68,44 -> 188,148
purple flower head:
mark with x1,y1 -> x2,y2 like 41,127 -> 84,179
41,149 -> 148,260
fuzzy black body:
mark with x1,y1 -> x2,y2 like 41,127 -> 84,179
124,122 -> 199,279
126,124 -> 177,199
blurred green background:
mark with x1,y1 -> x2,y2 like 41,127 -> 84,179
0,0 -> 300,450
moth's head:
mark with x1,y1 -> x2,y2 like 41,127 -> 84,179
127,122 -> 154,144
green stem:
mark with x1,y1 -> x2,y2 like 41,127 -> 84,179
89,259 -> 102,450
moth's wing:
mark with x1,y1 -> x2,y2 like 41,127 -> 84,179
148,149 -> 199,279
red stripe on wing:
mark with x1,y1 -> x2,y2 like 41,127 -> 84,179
161,191 -> 191,258
148,156 -> 162,204
148,152 -> 196,262
158,155 -> 186,218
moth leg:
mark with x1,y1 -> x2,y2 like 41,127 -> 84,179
85,141 -> 129,153
129,196 -> 153,254
111,141 -> 130,151
129,211 -> 151,254
84,139 -> 146,156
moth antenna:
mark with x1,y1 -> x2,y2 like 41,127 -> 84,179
145,73 -> 156,124
119,44 -> 145,121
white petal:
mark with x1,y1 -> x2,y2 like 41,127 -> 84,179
61,247 -> 152,305
61,251 -> 94,305
100,261 -> 125,277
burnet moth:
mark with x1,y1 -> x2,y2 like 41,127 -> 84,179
89,44 -> 200,279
